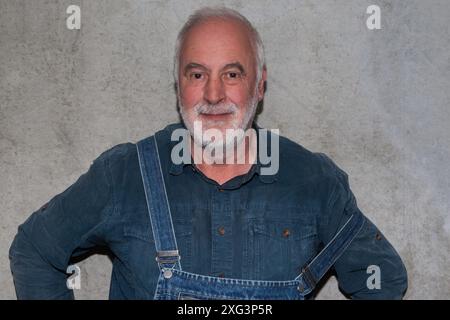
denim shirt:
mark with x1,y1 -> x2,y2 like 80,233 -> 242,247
9,122 -> 407,299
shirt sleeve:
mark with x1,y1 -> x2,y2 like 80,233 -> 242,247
9,148 -> 115,299
317,153 -> 408,299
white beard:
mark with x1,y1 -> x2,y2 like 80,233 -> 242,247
179,91 -> 259,151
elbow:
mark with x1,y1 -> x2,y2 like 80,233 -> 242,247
9,228 -> 33,283
378,257 -> 408,300
393,260 -> 408,299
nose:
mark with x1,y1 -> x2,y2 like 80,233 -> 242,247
204,76 -> 226,105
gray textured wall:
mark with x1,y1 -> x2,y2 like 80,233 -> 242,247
1,0 -> 449,300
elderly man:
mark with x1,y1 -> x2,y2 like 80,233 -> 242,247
9,7 -> 407,300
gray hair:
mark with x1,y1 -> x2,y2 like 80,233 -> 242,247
173,7 -> 265,84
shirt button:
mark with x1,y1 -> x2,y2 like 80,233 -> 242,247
218,188 -> 224,192
282,228 -> 290,238
218,227 -> 225,236
376,233 -> 382,241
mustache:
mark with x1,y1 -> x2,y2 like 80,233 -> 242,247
194,103 -> 239,115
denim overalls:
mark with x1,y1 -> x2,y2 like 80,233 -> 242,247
136,136 -> 365,300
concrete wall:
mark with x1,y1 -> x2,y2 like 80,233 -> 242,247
1,0 -> 449,299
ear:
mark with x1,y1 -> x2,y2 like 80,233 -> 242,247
257,66 -> 267,101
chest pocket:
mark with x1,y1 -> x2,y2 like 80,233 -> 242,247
243,218 -> 319,280
122,218 -> 193,271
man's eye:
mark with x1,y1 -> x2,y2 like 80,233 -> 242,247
226,72 -> 241,79
190,73 -> 204,80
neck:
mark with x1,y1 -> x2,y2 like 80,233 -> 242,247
190,133 -> 257,186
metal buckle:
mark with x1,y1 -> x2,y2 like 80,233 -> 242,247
156,250 -> 180,264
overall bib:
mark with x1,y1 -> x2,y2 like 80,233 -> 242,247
136,136 -> 365,300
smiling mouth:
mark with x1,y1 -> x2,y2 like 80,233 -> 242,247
200,112 -> 233,120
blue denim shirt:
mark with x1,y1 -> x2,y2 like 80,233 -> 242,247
9,122 -> 407,299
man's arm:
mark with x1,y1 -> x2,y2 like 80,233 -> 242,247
318,153 -> 408,299
9,148 -> 116,299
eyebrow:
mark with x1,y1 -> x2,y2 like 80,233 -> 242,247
184,63 -> 209,74
222,62 -> 245,74
183,62 -> 246,75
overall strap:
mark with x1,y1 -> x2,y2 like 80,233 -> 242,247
136,135 -> 181,269
297,211 -> 365,293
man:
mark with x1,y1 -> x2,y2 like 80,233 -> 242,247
9,7 -> 407,299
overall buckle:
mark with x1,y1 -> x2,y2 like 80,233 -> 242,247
156,250 -> 181,264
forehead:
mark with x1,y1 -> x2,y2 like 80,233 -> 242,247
180,18 -> 255,68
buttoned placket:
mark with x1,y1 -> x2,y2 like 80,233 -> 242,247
210,185 -> 233,278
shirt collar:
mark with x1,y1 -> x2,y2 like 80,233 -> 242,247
168,122 -> 278,184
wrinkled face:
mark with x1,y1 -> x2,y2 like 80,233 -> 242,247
177,18 -> 266,147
